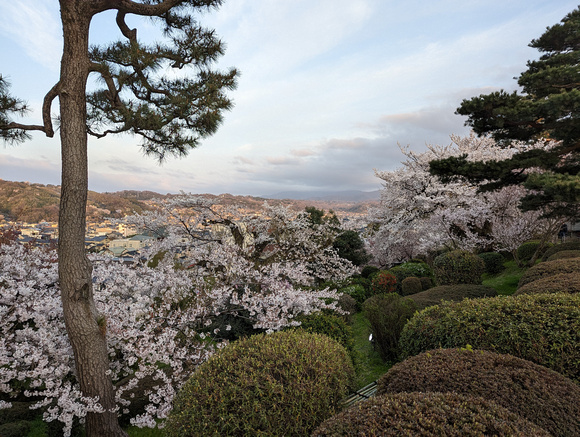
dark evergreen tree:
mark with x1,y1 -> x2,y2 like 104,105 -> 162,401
430,7 -> 580,219
333,230 -> 371,266
0,1 -> 237,436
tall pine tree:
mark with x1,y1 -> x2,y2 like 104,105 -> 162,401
0,1 -> 237,435
430,7 -> 580,219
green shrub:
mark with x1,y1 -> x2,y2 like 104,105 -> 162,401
339,284 -> 369,311
388,261 -> 433,293
312,392 -> 548,437
517,240 -> 544,263
336,293 -> 357,319
0,421 -> 32,437
546,249 -> 580,261
433,250 -> 485,285
360,265 -> 379,278
362,293 -> 417,362
478,251 -> 505,274
165,330 -> 355,437
401,276 -> 422,295
541,240 -> 580,261
370,271 -> 397,294
399,293 -> 580,382
419,276 -> 432,290
409,284 -> 497,310
290,312 -> 355,362
515,272 -> 580,296
518,258 -> 580,288
377,348 -> 580,437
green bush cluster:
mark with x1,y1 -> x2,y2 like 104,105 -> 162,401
401,276 -> 422,295
408,284 -> 497,310
516,240 -> 546,262
370,271 -> 397,294
518,258 -> 580,288
312,392 -> 548,436
541,240 -> 580,261
433,250 -> 485,285
336,293 -> 357,319
399,293 -> 580,382
420,276 -> 432,290
362,293 -> 417,362
360,265 -> 379,278
165,330 -> 355,437
546,249 -> 580,261
515,272 -> 580,296
478,251 -> 505,274
377,348 -> 580,437
339,284 -> 369,311
388,261 -> 433,293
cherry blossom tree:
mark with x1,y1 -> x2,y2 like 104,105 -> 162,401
369,133 -> 553,266
0,196 -> 356,435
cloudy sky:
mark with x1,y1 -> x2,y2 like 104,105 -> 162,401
0,0 -> 576,196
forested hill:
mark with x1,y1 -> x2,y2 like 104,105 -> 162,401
0,179 -> 378,223
0,180 -> 153,222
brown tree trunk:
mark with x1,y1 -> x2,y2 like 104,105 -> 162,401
58,1 -> 126,435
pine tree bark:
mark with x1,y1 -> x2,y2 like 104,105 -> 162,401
58,1 -> 127,435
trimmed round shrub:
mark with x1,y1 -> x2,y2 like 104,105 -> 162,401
433,250 -> 485,285
360,265 -> 379,278
165,330 -> 355,437
409,284 -> 497,310
419,276 -> 432,290
546,249 -> 580,261
370,271 -> 397,294
478,251 -> 505,274
388,261 -> 433,293
518,258 -> 580,288
377,348 -> 580,437
515,272 -> 580,296
401,276 -> 422,295
517,240 -> 545,263
362,293 -> 417,362
336,293 -> 357,318
542,240 -> 580,261
290,312 -> 355,363
312,392 -> 549,437
399,293 -> 580,382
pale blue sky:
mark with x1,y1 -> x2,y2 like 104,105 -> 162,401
0,0 -> 576,196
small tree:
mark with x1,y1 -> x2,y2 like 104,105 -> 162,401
0,2 -> 237,436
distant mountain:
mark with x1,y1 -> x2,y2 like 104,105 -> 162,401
263,190 -> 380,202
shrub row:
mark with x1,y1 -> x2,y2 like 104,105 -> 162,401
399,293 -> 580,383
312,392 -> 548,436
408,284 -> 497,310
433,250 -> 485,285
546,249 -> 580,261
542,240 -> 580,261
518,258 -> 580,288
387,261 -> 433,293
377,348 -> 580,437
165,330 -> 354,437
515,272 -> 580,296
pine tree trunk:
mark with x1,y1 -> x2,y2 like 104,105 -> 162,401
58,1 -> 126,435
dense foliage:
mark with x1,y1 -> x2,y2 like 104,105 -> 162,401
546,249 -> 580,261
408,284 -> 497,310
477,251 -> 505,274
399,293 -> 580,382
377,348 -> 580,437
433,250 -> 485,285
514,272 -> 580,296
542,241 -> 580,261
401,276 -> 422,295
312,391 -> 548,436
388,261 -> 432,293
518,258 -> 580,287
362,293 -> 417,362
165,331 -> 355,437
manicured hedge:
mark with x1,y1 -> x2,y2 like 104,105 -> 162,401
401,276 -> 422,295
515,272 -> 580,296
312,392 -> 549,436
433,250 -> 485,285
165,330 -> 355,437
399,293 -> 580,383
542,240 -> 580,261
388,261 -> 433,293
546,249 -> 580,261
518,258 -> 580,288
409,284 -> 497,310
517,240 -> 546,263
478,251 -> 505,274
377,348 -> 580,437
